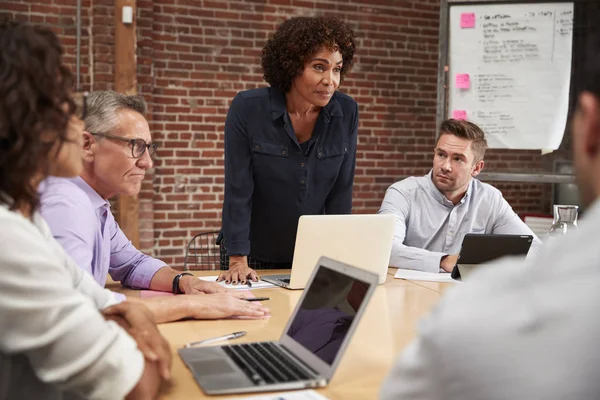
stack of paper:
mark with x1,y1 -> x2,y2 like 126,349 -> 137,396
199,276 -> 277,290
393,269 -> 457,283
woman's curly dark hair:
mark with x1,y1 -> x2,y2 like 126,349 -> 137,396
261,16 -> 356,92
0,21 -> 75,214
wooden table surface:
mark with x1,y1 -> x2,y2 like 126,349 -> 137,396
107,269 -> 455,400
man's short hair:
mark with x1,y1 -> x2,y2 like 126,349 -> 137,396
85,90 -> 147,135
436,119 -> 488,162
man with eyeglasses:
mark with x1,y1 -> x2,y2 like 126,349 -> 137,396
39,90 -> 269,323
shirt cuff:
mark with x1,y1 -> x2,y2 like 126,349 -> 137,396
225,240 -> 250,257
421,252 -> 447,274
126,258 -> 167,289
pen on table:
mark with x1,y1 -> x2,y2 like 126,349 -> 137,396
245,297 -> 270,302
184,331 -> 247,348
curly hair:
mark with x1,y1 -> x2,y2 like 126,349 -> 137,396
261,16 -> 356,92
0,21 -> 75,214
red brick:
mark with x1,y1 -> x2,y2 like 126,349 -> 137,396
4,2 -> 29,12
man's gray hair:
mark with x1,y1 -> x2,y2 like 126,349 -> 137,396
85,90 -> 147,134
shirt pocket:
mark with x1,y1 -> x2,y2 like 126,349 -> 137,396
251,138 -> 290,183
252,138 -> 289,158
315,142 -> 348,185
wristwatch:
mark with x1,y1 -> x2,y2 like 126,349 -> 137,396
172,272 -> 194,295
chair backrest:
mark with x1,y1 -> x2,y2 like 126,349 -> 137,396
183,231 -> 220,270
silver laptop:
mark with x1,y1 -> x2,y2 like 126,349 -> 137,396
179,257 -> 378,395
262,214 -> 394,289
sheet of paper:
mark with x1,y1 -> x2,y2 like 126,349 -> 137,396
449,3 -> 573,149
199,276 -> 277,290
452,110 -> 467,120
460,12 -> 476,28
232,389 -> 331,400
394,269 -> 457,283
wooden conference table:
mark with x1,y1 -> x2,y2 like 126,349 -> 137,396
107,269 -> 455,400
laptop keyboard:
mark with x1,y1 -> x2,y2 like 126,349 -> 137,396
281,278 -> 290,283
222,342 -> 312,385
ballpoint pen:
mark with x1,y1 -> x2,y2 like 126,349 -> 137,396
184,331 -> 247,348
245,297 -> 269,302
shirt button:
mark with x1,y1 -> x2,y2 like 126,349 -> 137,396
318,152 -> 323,157
254,145 -> 260,150
282,150 -> 287,155
300,180 -> 305,184
300,162 -> 305,167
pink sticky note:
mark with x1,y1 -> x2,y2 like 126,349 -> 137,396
455,73 -> 470,89
452,110 -> 467,120
460,13 -> 476,28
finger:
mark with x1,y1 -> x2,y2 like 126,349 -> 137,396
231,271 -> 241,285
147,329 -> 170,362
240,301 -> 270,317
101,303 -> 126,316
216,272 -> 228,282
230,291 -> 250,299
130,330 -> 159,361
158,349 -> 172,380
147,333 -> 171,380
160,361 -> 171,381
249,270 -> 259,281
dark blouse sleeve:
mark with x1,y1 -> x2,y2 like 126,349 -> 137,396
324,100 -> 359,214
222,93 -> 254,256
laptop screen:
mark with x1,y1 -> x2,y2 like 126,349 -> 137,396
286,265 -> 371,365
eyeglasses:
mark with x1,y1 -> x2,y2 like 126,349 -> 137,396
90,132 -> 158,159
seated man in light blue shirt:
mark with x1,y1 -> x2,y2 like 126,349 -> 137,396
40,91 -> 269,323
378,119 -> 541,273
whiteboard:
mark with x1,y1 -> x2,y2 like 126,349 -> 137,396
448,2 -> 574,149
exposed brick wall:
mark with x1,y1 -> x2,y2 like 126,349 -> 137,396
4,0 -> 555,269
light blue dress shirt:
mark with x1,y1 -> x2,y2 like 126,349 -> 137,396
378,171 -> 542,273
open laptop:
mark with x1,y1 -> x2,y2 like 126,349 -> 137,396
262,214 -> 395,289
179,257 -> 378,395
453,233 -> 534,280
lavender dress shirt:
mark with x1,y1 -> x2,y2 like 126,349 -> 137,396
39,177 -> 166,301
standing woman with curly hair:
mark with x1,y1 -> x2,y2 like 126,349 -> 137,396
218,16 -> 358,284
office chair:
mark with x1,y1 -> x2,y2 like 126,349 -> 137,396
183,231 -> 221,271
